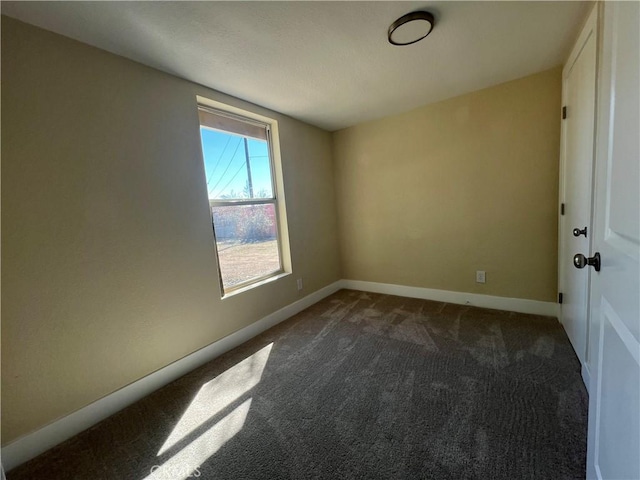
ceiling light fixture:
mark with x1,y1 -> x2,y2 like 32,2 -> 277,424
388,11 -> 435,46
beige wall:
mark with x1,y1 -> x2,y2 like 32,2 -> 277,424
333,67 -> 561,302
1,17 -> 341,444
2,15 -> 562,447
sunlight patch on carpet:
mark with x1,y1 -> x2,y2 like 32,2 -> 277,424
144,398 -> 252,480
157,343 -> 273,456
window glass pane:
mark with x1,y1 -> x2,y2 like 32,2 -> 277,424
198,105 -> 284,295
200,127 -> 273,200
212,204 -> 280,290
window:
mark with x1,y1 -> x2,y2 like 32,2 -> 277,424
197,104 -> 287,295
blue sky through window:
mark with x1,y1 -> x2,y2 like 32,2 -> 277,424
200,128 -> 273,200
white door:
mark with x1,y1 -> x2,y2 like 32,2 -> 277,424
559,7 -> 598,375
586,2 -> 640,479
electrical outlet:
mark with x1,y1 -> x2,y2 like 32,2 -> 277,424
296,278 -> 303,291
476,270 -> 486,284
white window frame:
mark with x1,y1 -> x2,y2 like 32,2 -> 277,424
196,97 -> 291,297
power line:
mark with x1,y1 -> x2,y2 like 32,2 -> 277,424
206,135 -> 232,186
213,160 -> 247,198
208,138 -> 243,195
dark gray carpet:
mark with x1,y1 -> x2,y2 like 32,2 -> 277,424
8,290 -> 588,479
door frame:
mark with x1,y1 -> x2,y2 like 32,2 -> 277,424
557,5 -> 599,388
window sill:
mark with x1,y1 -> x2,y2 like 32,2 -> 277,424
221,271 -> 291,299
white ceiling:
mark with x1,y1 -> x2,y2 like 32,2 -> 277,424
1,1 -> 591,131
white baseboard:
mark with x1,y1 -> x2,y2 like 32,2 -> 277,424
581,362 -> 591,393
341,280 -> 559,317
1,280 -> 342,472
2,278 -> 558,471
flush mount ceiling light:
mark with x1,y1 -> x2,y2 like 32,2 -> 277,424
388,11 -> 435,46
